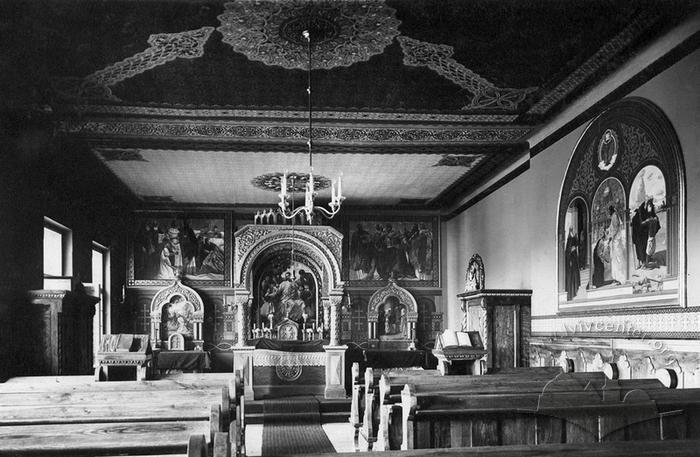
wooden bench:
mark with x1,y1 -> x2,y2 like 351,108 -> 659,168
353,365 -> 569,450
305,439 -> 700,457
362,366 -> 569,450
399,386 -> 700,450
375,373 -> 673,450
0,373 -> 245,457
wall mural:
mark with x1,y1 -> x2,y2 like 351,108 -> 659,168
558,97 -> 683,306
346,217 -> 438,287
129,213 -> 231,286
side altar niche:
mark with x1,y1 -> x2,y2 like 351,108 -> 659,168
230,225 -> 346,400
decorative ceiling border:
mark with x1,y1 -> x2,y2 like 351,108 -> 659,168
527,11 -> 659,116
58,120 -> 531,143
52,104 -> 519,124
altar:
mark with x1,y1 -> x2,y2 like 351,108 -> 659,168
230,225 -> 347,400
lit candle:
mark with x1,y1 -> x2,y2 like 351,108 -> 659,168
281,171 -> 288,197
337,173 -> 343,199
331,179 -> 337,204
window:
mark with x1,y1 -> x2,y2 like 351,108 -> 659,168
558,97 -> 685,310
43,217 -> 72,290
92,242 -> 110,357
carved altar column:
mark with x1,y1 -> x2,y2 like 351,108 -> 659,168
329,293 -> 343,346
232,292 -> 255,400
324,290 -> 346,399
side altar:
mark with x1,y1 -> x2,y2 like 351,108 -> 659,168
230,225 -> 346,399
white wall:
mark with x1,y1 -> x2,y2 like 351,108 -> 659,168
444,48 -> 700,329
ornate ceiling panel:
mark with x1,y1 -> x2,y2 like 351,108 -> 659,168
2,0 -> 696,208
93,149 -> 490,206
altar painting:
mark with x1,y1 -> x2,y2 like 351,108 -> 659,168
131,215 -> 228,285
253,259 -> 318,330
347,218 -> 437,285
161,294 -> 195,345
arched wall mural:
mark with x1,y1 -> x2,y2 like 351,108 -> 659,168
557,97 -> 685,308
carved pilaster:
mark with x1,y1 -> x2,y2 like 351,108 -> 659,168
235,293 -> 251,347
329,293 -> 343,346
322,298 -> 331,334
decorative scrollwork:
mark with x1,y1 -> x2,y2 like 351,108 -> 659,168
54,27 -> 214,101
397,36 -> 536,111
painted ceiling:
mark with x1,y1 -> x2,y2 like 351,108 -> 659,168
1,0 -> 695,209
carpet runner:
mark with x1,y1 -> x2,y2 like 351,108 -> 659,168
261,397 -> 335,456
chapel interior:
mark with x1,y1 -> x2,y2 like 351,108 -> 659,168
1,1 -> 700,456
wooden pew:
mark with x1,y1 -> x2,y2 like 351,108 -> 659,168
399,386 -> 700,450
0,373 -> 244,456
377,374 -> 673,450
355,365 -> 570,450
306,439 -> 700,457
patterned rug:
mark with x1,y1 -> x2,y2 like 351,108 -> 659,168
261,397 -> 335,456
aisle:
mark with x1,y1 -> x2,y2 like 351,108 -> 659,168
261,396 -> 336,456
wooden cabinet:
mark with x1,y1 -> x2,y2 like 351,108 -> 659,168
457,289 -> 531,372
24,289 -> 98,375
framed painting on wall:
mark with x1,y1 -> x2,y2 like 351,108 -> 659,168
344,216 -> 439,287
128,212 -> 231,287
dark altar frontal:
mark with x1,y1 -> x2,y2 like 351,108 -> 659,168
250,338 -> 328,399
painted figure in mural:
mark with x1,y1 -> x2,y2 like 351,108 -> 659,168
350,224 -> 373,279
606,205 -> 626,285
181,220 -> 199,276
641,199 -> 660,269
411,223 -> 433,280
156,227 -> 183,279
198,228 -> 224,275
631,202 -> 649,269
565,226 -> 580,300
592,230 -> 609,288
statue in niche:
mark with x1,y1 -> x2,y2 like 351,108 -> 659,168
465,254 -> 485,292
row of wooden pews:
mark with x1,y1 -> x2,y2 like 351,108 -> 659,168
350,360 -> 700,453
0,371 -> 246,457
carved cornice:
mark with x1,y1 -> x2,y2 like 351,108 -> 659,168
56,119 -> 530,144
52,104 -> 520,124
527,11 -> 659,116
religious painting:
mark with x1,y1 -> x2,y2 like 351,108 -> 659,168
252,257 -> 319,331
629,165 -> 668,293
558,98 -> 684,310
346,217 -> 439,287
590,178 -> 627,289
160,294 -> 194,348
563,199 -> 588,301
129,213 -> 231,286
378,296 -> 408,340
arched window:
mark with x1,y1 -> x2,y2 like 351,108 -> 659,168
558,98 -> 684,309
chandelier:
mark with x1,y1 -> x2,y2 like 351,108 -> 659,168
278,29 -> 344,225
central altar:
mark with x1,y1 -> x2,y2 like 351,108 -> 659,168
230,225 -> 346,400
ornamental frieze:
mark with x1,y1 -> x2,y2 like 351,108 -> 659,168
56,120 -> 530,144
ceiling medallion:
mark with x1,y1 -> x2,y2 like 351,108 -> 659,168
217,0 -> 401,70
252,172 -> 331,193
